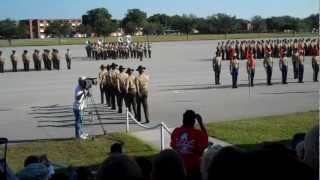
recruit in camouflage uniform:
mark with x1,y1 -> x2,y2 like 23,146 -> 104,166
10,50 -> 18,72
212,51 -> 222,85
117,66 -> 129,113
135,65 -> 150,123
0,51 -> 4,73
22,50 -> 30,72
125,68 -> 138,117
110,63 -> 119,110
65,49 -> 72,70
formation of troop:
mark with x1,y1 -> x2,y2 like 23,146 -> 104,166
98,63 -> 150,123
212,38 -> 320,88
0,49 -> 72,73
85,40 -> 152,61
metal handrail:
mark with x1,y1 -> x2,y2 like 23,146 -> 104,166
126,108 -> 172,150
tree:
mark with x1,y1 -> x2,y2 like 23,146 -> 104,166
251,16 -> 267,33
45,20 -> 72,44
216,13 -> 236,34
171,15 -> 196,40
77,24 -> 92,38
0,19 -> 24,46
96,19 -> 118,41
143,22 -> 160,41
299,14 -> 319,32
121,9 -> 147,35
148,14 -> 171,29
82,8 -> 116,37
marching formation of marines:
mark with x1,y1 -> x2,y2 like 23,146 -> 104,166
85,41 -> 152,61
0,49 -> 72,73
98,63 -> 150,123
212,38 -> 320,88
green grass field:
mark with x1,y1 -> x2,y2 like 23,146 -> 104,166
4,111 -> 319,172
5,133 -> 157,172
0,32 -> 316,47
206,111 -> 319,150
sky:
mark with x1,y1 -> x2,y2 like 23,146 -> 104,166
0,0 -> 318,20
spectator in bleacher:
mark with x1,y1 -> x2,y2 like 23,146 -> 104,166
171,110 -> 208,180
95,155 -> 142,180
75,166 -> 94,180
296,125 -> 319,171
135,156 -> 152,180
200,143 -> 224,180
39,154 -> 55,179
24,155 -> 40,167
152,149 -> 186,180
17,163 -> 48,180
109,142 -> 123,155
206,144 -> 317,180
249,143 -> 317,180
207,146 -> 245,180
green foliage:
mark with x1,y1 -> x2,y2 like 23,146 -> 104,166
121,9 -> 147,34
82,8 -> 117,37
0,19 -> 25,45
45,20 -> 72,38
251,16 -> 267,33
148,14 -> 171,29
143,22 -> 160,35
77,24 -> 92,37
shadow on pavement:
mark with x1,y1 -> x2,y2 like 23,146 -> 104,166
30,104 -> 127,129
160,80 -> 317,92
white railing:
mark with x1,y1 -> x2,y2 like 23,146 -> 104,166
126,108 -> 171,150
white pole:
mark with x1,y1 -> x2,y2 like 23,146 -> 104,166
160,122 -> 164,150
126,108 -> 129,132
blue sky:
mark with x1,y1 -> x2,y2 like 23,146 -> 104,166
0,0 -> 318,20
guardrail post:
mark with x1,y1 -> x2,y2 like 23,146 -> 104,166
160,122 -> 164,150
126,108 -> 129,132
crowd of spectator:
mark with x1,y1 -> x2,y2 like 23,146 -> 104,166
0,110 -> 318,180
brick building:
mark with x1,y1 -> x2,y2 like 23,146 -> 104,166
19,19 -> 82,39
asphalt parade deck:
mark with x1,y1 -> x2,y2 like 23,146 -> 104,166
0,40 -> 318,141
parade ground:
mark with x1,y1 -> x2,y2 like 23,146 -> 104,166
0,40 -> 319,141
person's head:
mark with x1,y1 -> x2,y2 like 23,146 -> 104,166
67,49 -> 70,52
106,64 -> 110,71
12,50 -> 16,54
100,64 -> 104,70
303,125 -> 319,170
24,155 -> 40,167
78,77 -> 87,89
76,166 -> 93,180
95,155 -> 142,180
0,51 -> 2,55
182,110 -> 196,128
119,66 -> 125,73
135,157 -> 152,180
136,66 -> 146,74
111,63 -> 118,70
110,142 -> 123,155
207,146 -> 245,180
152,149 -> 186,180
246,143 -> 317,180
291,133 -> 306,151
39,154 -> 50,166
127,68 -> 134,75
18,163 -> 48,180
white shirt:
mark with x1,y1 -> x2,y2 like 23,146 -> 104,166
73,85 -> 86,110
